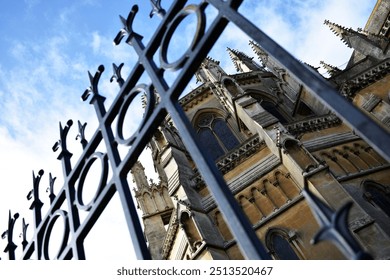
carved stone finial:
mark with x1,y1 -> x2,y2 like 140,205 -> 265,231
249,40 -> 268,67
303,62 -> 320,72
324,20 -> 355,47
320,61 -> 341,77
227,47 -> 255,72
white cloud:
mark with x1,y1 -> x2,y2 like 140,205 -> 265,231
91,31 -> 102,54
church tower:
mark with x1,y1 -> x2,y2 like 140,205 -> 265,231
131,0 -> 390,260
131,161 -> 174,259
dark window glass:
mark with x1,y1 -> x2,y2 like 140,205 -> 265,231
261,101 -> 288,124
272,234 -> 299,260
198,128 -> 225,160
364,182 -> 390,217
213,119 -> 240,150
196,113 -> 240,160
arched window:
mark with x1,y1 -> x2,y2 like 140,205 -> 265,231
196,113 -> 240,160
362,180 -> 390,217
260,101 -> 288,124
266,229 -> 300,260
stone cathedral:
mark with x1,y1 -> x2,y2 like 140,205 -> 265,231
130,1 -> 390,260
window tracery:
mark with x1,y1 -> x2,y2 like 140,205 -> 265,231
196,112 -> 240,160
265,228 -> 301,260
362,180 -> 390,218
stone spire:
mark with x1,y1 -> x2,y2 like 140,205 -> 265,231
249,40 -> 268,67
226,47 -> 262,73
303,62 -> 320,73
324,20 -> 390,60
320,61 -> 342,77
131,161 -> 150,191
248,40 -> 284,76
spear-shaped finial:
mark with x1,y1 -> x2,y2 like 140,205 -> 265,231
21,218 -> 29,251
110,63 -> 125,88
303,186 -> 372,259
52,120 -> 73,176
81,65 -> 106,103
46,172 -> 57,203
113,5 -> 143,46
27,169 -> 44,227
76,120 -> 88,149
2,210 -> 19,260
150,0 -> 166,18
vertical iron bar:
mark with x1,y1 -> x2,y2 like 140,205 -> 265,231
122,2 -> 270,258
87,66 -> 151,260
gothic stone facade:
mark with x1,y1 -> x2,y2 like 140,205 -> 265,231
131,0 -> 390,260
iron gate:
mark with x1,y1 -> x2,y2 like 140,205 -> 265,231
3,0 -> 388,260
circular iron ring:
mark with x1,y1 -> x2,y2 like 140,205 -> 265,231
116,83 -> 155,146
76,152 -> 109,211
42,210 -> 70,260
159,3 -> 207,71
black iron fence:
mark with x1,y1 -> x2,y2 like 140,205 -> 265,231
2,0 -> 387,260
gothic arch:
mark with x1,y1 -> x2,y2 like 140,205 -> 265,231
179,211 -> 202,250
213,210 -> 233,241
283,138 -> 316,171
342,146 -> 370,170
361,180 -> 390,218
221,77 -> 243,97
192,108 -> 241,160
246,89 -> 278,105
332,149 -> 360,174
151,187 -> 166,211
237,194 -> 262,224
262,179 -> 284,210
319,152 -> 348,177
246,89 -> 289,123
273,170 -> 301,200
153,129 -> 167,151
265,228 -> 301,260
250,187 -> 266,219
353,143 -> 385,167
142,191 -> 154,215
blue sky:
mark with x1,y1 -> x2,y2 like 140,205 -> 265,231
0,0 -> 377,260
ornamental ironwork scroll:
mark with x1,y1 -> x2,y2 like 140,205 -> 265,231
3,0 -> 387,260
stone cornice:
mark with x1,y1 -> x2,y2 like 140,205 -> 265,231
179,82 -> 214,111
231,70 -> 274,85
303,131 -> 360,152
339,58 -> 390,99
285,114 -> 342,136
192,136 -> 266,188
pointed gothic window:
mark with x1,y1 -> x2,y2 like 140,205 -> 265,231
196,113 -> 240,160
362,180 -> 390,217
266,229 -> 300,260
